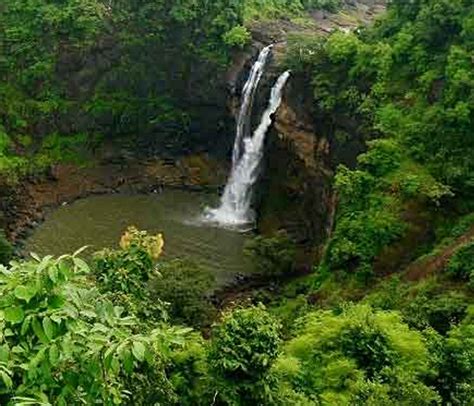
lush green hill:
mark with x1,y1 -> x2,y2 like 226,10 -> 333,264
0,0 -> 245,180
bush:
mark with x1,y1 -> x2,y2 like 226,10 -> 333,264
153,259 -> 216,328
0,252 -> 189,405
93,227 -> 166,322
223,25 -> 251,48
0,229 -> 13,265
275,304 -> 437,403
404,292 -> 469,335
244,231 -> 297,279
435,311 -> 474,404
209,305 -> 281,405
168,333 -> 214,406
446,242 -> 474,287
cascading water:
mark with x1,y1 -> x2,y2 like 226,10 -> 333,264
232,44 -> 273,165
205,69 -> 291,228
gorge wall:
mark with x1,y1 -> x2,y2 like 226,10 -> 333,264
233,0 -> 386,260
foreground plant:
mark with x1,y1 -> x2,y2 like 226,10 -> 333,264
0,250 -> 190,405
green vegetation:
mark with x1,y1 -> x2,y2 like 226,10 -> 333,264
244,231 -> 297,278
447,242 -> 474,288
244,0 -> 342,21
286,0 -> 474,280
0,249 -> 187,405
275,304 -> 441,405
209,305 -> 281,405
154,259 -> 215,328
0,0 -> 245,180
0,226 -> 471,404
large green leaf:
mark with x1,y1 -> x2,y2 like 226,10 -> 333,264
0,370 -> 12,389
32,318 -> 49,344
4,306 -> 25,324
132,341 -> 146,362
42,317 -> 55,340
0,345 -> 9,362
14,285 -> 37,303
73,257 -> 90,273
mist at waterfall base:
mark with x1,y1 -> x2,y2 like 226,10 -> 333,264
203,47 -> 291,229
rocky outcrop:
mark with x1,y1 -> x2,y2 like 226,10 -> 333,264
248,0 -> 386,43
257,74 -> 335,261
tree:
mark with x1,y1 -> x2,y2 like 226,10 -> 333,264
274,304 -> 440,404
209,305 -> 281,405
0,251 -> 190,405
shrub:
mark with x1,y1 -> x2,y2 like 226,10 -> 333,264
223,25 -> 251,48
435,310 -> 474,404
153,259 -> 216,328
93,228 -> 159,294
169,334 -> 213,406
0,252 -> 189,405
93,227 -> 166,322
276,304 -> 436,403
244,231 -> 297,279
209,305 -> 281,405
446,242 -> 474,287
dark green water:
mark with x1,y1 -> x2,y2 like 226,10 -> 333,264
25,190 -> 251,284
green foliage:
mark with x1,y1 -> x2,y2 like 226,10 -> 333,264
223,25 -> 251,48
0,231 -> 13,266
0,0 -> 246,178
244,231 -> 297,278
275,304 -> 439,405
435,310 -> 474,405
446,242 -> 474,287
243,0 -> 342,21
209,305 -> 281,405
404,291 -> 469,335
324,131 -> 450,279
168,334 -> 213,405
93,227 -> 165,323
0,252 -> 191,405
302,0 -> 473,193
287,0 -> 474,281
153,259 -> 216,328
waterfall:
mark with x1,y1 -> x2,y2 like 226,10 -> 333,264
232,45 -> 273,165
205,70 -> 291,228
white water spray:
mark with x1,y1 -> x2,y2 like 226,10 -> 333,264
205,70 -> 291,228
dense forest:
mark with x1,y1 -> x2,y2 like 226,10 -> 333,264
0,0 -> 473,405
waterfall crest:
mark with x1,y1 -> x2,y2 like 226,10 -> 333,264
205,68 -> 291,228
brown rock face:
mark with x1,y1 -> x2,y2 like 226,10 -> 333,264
256,75 -> 335,262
